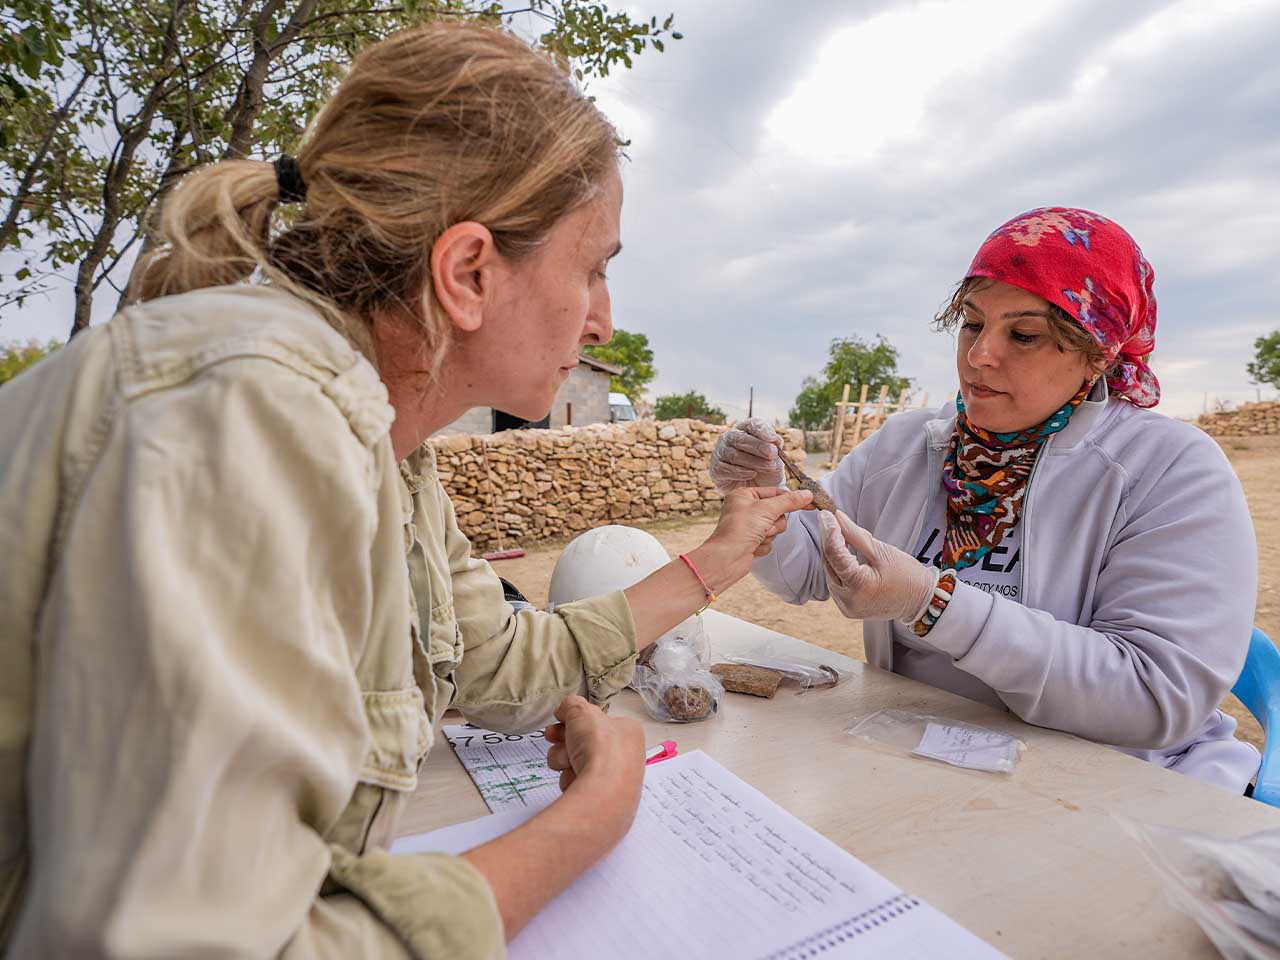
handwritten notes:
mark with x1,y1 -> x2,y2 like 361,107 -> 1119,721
395,751 -> 1006,959
912,722 -> 1024,773
441,725 -> 563,812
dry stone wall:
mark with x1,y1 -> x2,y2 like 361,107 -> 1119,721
833,413 -> 890,459
803,430 -> 832,453
430,419 -> 807,551
1197,401 -> 1280,437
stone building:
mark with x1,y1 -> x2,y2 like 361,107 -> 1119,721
435,354 -> 622,436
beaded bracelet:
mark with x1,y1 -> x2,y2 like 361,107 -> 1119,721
911,568 -> 958,637
678,553 -> 718,614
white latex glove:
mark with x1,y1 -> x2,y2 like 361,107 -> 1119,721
818,509 -> 940,624
709,418 -> 786,493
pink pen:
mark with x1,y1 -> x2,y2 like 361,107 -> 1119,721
645,740 -> 678,765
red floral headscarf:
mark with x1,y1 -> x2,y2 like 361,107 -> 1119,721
965,207 -> 1160,407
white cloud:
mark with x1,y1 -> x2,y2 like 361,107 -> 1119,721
1113,0 -> 1273,59
764,0 -> 1052,164
586,0 -> 1280,426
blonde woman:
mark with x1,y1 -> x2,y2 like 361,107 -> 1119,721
0,24 -> 811,957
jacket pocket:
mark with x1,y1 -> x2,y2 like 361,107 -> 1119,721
426,598 -> 464,679
327,687 -> 429,858
359,686 -> 430,792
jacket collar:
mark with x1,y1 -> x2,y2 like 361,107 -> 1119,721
399,444 -> 437,496
924,379 -> 1111,451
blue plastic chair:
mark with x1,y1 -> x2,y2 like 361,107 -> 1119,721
1232,627 -> 1280,806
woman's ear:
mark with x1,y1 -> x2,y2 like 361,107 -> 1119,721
431,222 -> 498,333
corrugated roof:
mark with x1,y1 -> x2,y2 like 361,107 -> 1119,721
577,353 -> 622,375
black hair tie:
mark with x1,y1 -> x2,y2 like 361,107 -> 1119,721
273,155 -> 307,204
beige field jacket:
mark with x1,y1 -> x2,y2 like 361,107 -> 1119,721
0,284 -> 638,957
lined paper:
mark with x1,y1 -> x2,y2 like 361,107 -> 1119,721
394,751 -> 1005,959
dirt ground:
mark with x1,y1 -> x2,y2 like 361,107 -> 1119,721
491,436 -> 1280,752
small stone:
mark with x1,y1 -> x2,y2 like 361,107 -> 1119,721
663,684 -> 715,721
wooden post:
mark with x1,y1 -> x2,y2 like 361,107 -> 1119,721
874,385 -> 889,426
848,383 -> 870,453
896,391 -> 908,414
920,391 -> 929,409
828,383 -> 852,469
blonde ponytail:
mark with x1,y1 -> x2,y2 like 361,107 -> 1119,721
130,160 -> 280,303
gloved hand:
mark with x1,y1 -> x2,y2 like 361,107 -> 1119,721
818,510 -> 939,623
709,418 -> 786,493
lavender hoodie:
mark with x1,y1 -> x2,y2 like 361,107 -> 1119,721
754,382 -> 1260,792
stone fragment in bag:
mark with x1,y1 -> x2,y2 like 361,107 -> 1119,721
663,684 -> 715,720
710,663 -> 784,698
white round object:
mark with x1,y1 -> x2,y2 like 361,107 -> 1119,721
547,525 -> 671,610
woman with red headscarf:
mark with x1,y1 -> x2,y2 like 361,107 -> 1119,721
711,208 -> 1260,793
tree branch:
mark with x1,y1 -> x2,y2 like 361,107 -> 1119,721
72,0 -> 193,336
0,68 -> 91,252
223,0 -> 320,159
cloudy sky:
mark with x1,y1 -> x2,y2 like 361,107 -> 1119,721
585,0 -> 1280,422
4,0 -> 1278,422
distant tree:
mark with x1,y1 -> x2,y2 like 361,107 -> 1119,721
788,376 -> 831,432
0,338 -> 60,385
1248,331 -> 1280,390
583,328 -> 655,401
655,390 -> 725,424
788,335 -> 911,430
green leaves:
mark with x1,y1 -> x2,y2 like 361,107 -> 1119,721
583,327 -> 656,402
788,376 -> 834,432
532,1 -> 681,80
1248,331 -> 1280,389
788,335 -> 913,430
0,0 -> 71,146
655,390 -> 726,424
1,5 -> 69,83
0,338 -> 61,386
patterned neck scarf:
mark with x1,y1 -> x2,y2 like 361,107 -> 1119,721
940,382 -> 1091,571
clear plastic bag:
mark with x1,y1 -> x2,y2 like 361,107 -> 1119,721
847,708 -> 1026,773
720,647 -> 847,694
1125,819 -> 1280,960
631,616 -> 723,723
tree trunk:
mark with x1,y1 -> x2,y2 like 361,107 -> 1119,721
115,8 -> 253,310
69,0 -> 191,338
115,0 -> 320,312
222,0 -> 320,160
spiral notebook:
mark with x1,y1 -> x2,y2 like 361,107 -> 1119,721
393,750 -> 1005,959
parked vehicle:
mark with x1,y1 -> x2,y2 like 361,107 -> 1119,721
609,391 -> 638,422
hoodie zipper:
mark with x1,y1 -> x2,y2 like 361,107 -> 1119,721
1018,431 -> 1055,605
909,438 -> 945,556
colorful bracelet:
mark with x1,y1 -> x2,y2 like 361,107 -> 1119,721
912,568 -> 958,637
678,553 -> 718,614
